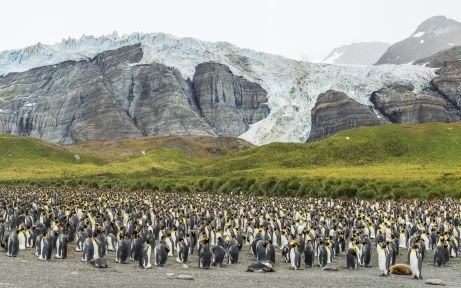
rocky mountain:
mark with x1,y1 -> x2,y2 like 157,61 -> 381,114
376,16 -> 461,65
308,45 -> 461,141
0,44 -> 268,143
0,33 -> 438,144
307,90 -> 386,141
322,42 -> 390,65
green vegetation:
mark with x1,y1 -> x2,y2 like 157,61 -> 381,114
2,122 -> 461,199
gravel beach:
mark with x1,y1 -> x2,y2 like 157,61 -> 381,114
1,244 -> 460,288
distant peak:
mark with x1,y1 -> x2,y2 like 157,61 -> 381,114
416,15 -> 461,33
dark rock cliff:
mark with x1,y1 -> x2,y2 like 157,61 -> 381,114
0,45 -> 269,143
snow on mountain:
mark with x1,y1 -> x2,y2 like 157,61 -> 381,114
321,42 -> 390,65
0,32 -> 436,145
376,16 -> 461,65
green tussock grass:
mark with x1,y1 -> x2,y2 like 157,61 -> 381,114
1,122 -> 461,199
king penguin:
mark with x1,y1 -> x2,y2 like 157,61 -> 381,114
139,241 -> 152,269
409,244 -> 423,279
227,242 -> 240,264
39,233 -> 52,261
304,239 -> 314,268
289,240 -> 301,270
198,238 -> 212,269
211,245 -> 226,267
7,229 -> 19,257
346,247 -> 358,269
55,234 -> 68,259
154,242 -> 169,267
116,235 -> 131,264
318,242 -> 328,267
377,242 -> 390,276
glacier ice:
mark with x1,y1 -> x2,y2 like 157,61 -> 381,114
0,32 -> 437,145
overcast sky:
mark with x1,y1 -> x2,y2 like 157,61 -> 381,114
2,0 -> 461,61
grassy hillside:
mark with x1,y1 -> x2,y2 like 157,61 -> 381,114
195,122 -> 461,178
1,122 -> 461,199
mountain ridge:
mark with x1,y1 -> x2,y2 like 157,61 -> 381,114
0,32 -> 435,144
322,42 -> 390,65
376,16 -> 461,64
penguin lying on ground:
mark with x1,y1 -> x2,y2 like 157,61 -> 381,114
90,258 -> 108,268
246,261 -> 275,272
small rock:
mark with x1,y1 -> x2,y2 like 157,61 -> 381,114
73,154 -> 80,161
176,274 -> 194,280
20,260 -> 28,263
181,264 -> 189,269
70,272 -> 79,275
166,273 -> 174,277
425,279 -> 445,286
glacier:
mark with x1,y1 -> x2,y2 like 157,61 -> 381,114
0,32 -> 437,145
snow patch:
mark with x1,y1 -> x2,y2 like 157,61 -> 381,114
413,31 -> 426,38
322,51 -> 345,64
420,39 -> 425,44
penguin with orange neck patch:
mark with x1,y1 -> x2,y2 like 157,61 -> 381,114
346,246 -> 358,269
409,243 -> 423,279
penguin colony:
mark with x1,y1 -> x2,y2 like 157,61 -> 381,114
1,186 -> 460,280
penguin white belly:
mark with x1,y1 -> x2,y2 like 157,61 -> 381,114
399,234 -> 406,248
369,227 -> 376,239
281,236 -> 288,250
289,249 -> 296,268
92,239 -> 100,259
146,245 -> 152,268
107,237 -> 115,251
422,236 -> 430,250
356,248 -> 363,266
377,249 -> 387,273
25,231 -> 32,248
39,238 -> 46,260
18,233 -> 26,250
451,247 -> 457,257
410,252 -> 419,277
167,240 -> 173,257
326,247 -> 332,263
55,239 -> 62,258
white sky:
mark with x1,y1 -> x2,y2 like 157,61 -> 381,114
1,0 -> 461,61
